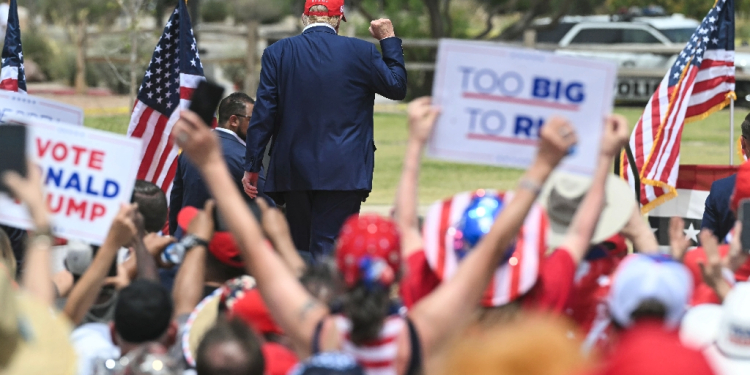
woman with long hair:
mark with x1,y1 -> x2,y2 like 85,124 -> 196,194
171,97 -> 577,374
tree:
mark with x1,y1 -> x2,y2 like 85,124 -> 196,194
39,0 -> 119,93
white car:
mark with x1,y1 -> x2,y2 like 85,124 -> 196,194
533,14 -> 749,102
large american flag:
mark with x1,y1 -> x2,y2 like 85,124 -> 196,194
0,0 -> 26,93
621,0 -> 735,213
127,0 -> 204,197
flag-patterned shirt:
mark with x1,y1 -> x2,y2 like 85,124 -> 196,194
127,1 -> 204,197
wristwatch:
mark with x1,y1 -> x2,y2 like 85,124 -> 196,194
180,235 -> 209,251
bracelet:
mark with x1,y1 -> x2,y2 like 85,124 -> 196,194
518,178 -> 543,196
28,232 -> 53,248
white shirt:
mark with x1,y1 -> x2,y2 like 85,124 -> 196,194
71,323 -> 121,375
303,23 -> 336,33
214,127 -> 245,147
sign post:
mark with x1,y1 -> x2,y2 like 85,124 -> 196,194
428,40 -> 618,176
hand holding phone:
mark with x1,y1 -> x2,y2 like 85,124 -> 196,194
188,80 -> 225,127
0,124 -> 27,193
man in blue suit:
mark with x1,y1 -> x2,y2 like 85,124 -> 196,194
702,112 -> 750,240
242,0 -> 407,261
170,92 -> 270,235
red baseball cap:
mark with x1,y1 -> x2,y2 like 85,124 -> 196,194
304,0 -> 347,21
335,214 -> 401,288
731,161 -> 750,212
229,288 -> 283,336
177,206 -> 244,268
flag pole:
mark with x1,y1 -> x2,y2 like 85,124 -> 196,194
731,96 -> 735,165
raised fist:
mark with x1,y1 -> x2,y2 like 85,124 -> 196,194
369,19 -> 396,41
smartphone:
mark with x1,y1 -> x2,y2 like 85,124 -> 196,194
740,199 -> 750,253
0,124 -> 27,193
188,80 -> 225,127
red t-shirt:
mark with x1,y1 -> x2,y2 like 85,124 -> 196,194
684,245 -> 750,305
400,249 -> 576,314
583,321 -> 715,375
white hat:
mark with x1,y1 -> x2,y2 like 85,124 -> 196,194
680,304 -> 723,350
608,254 -> 693,329
539,172 -> 635,249
716,282 -> 750,358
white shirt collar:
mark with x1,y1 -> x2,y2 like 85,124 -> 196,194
303,23 -> 336,33
214,127 -> 246,147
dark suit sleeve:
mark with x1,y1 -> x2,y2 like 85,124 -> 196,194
701,181 -> 720,235
245,49 -> 279,173
369,37 -> 407,100
168,158 -> 184,235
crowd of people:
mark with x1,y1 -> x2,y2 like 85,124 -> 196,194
2,94 -> 750,375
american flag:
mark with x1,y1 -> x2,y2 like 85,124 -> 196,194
127,0 -> 204,197
0,0 -> 26,93
621,0 -> 735,213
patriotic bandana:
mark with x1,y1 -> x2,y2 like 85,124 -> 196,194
422,190 -> 548,307
336,215 -> 401,289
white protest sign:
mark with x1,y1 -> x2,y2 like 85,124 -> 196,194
0,116 -> 142,245
0,91 -> 84,125
428,39 -> 618,175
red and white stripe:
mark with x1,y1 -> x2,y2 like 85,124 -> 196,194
335,315 -> 405,375
622,49 -> 735,213
126,73 -> 202,198
0,66 -> 24,94
422,190 -> 548,307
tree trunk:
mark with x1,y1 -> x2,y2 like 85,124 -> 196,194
422,0 -> 444,38
74,17 -> 88,95
244,19 -> 259,96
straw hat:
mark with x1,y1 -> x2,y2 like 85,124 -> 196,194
0,263 -> 77,375
539,172 -> 635,248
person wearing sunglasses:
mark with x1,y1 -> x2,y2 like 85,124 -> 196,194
169,92 -> 272,236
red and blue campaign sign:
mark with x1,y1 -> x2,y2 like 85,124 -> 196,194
428,40 -> 618,176
0,116 -> 142,244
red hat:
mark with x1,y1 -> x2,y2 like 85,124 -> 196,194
304,0 -> 347,21
335,214 -> 401,288
731,161 -> 750,212
229,288 -> 283,336
177,207 -> 243,268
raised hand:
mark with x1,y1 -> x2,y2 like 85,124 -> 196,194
600,115 -> 630,158
534,116 -> 577,170
108,203 -> 139,248
172,110 -> 223,170
407,97 -> 440,144
669,217 -> 691,262
698,229 -> 731,301
3,161 -> 49,230
187,199 -> 216,242
242,171 -> 259,199
369,18 -> 396,40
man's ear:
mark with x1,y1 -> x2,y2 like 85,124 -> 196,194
109,321 -> 118,345
165,321 -> 178,348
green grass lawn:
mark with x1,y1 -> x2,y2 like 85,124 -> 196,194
84,107 -> 746,205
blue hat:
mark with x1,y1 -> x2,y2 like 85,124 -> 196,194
454,194 -> 514,261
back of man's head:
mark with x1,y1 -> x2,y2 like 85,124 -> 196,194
132,180 -> 168,233
114,280 -> 174,344
302,4 -> 341,28
742,112 -> 750,139
196,319 -> 265,375
218,93 -> 254,127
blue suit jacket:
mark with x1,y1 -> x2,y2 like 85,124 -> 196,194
169,129 -> 268,235
701,174 -> 736,240
244,26 -> 407,197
